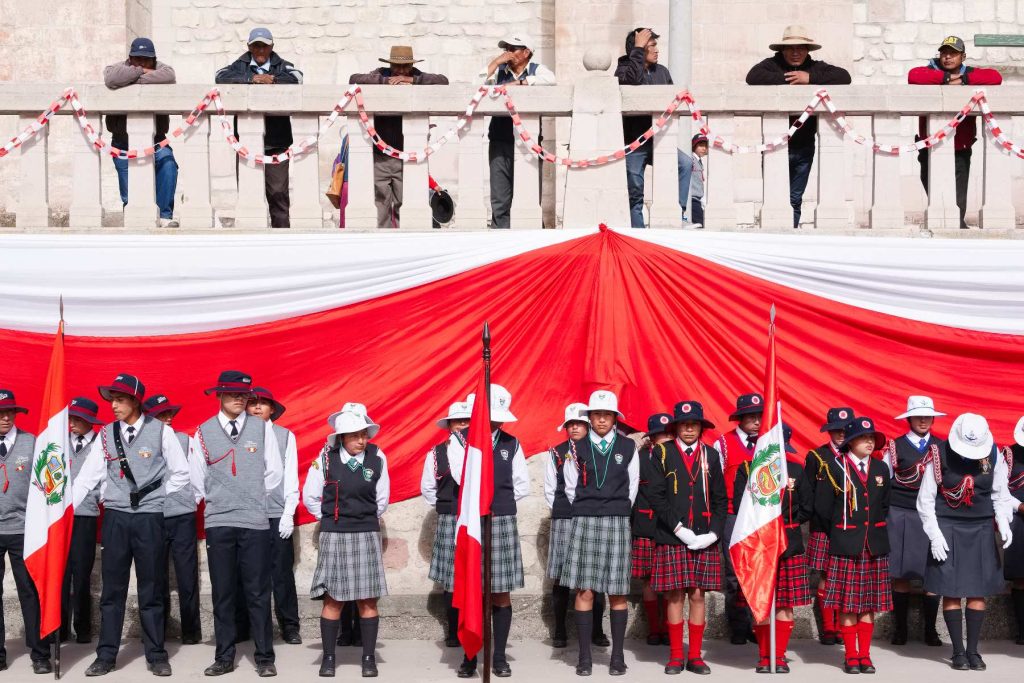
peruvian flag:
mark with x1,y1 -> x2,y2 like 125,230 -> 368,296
451,372 -> 493,659
728,308 -> 788,624
24,319 -> 74,638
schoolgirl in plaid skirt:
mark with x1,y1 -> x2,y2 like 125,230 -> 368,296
815,417 -> 891,675
303,405 -> 390,678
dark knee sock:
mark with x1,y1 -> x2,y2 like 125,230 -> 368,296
340,601 -> 354,636
964,608 -> 984,655
592,592 -> 606,635
492,605 -> 512,663
575,610 -> 593,665
1012,589 -> 1024,639
892,591 -> 909,632
360,616 -> 379,658
320,617 -> 339,657
552,584 -> 571,638
922,594 -> 940,636
444,591 -> 459,641
944,608 -> 965,656
610,609 -> 628,664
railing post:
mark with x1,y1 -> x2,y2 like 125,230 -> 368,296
343,116 -> 377,230
813,118 -> 848,230
233,114 -> 269,228
289,114 -> 324,229
979,117 -> 1015,230
925,113 -> 960,231
121,114 -> 159,227
650,114 -> 682,228
176,115 -> 214,228
15,114 -> 50,228
402,115 -> 433,229
69,115 -> 103,228
456,119 -> 488,229
869,113 -> 905,230
759,114 -> 792,230
703,113 -> 736,229
510,114 -> 543,229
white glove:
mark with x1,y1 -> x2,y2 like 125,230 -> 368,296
997,517 -> 1013,549
687,532 -> 719,551
278,515 -> 294,539
929,534 -> 949,562
674,525 -> 698,545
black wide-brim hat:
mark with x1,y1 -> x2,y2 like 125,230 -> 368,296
250,386 -> 286,421
0,389 -> 29,415
430,188 -> 455,225
68,396 -> 103,424
839,416 -> 886,452
204,370 -> 255,396
729,392 -> 765,421
820,406 -> 855,432
671,400 -> 715,430
143,394 -> 182,419
98,374 -> 146,402
646,412 -> 673,436
782,421 -> 796,454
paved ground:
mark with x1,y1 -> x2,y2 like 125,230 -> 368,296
5,637 -> 1022,681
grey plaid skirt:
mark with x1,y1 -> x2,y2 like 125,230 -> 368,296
429,513 -> 457,591
546,517 -> 573,579
311,531 -> 389,602
559,516 -> 632,595
489,514 -> 525,593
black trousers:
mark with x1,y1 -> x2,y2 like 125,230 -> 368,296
235,517 -> 300,637
0,533 -> 50,662
206,526 -> 275,665
62,515 -> 99,641
264,146 -> 290,228
161,513 -> 201,639
722,514 -> 752,637
96,510 -> 168,664
918,146 -> 973,229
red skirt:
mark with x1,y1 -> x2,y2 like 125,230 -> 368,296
651,543 -> 722,592
806,531 -> 831,572
631,537 -> 656,579
735,554 -> 813,609
823,550 -> 893,614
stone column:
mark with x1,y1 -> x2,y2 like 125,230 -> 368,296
122,114 -> 158,227
289,115 -> 324,229
456,120 -> 488,229
15,115 -> 50,228
402,115 -> 433,230
869,114 -> 904,230
813,119 -> 848,230
979,120 -> 1015,230
759,115 -> 792,230
233,114 -> 269,229
510,114 -> 543,229
344,117 -> 378,230
703,114 -> 736,229
175,116 -> 214,229
925,114 -> 959,231
69,116 -> 103,229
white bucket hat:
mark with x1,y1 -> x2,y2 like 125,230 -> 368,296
947,413 -> 994,460
558,403 -> 590,432
327,409 -> 381,446
327,401 -> 371,427
586,389 -> 623,419
436,401 -> 472,429
895,395 -> 946,420
1014,415 -> 1024,447
489,384 -> 517,423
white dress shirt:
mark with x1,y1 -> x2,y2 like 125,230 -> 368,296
272,421 -> 301,519
916,448 -> 1017,540
421,446 -> 440,507
543,446 -> 561,509
188,411 -> 284,502
71,430 -> 96,455
0,425 -> 20,453
562,430 -> 640,506
303,447 -> 390,519
447,431 -> 530,501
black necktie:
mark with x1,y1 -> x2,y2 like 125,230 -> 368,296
859,461 -> 866,475
229,420 -> 239,438
746,436 -> 756,450
75,436 -> 84,453
685,446 -> 693,456
126,426 -> 136,444
0,442 -> 6,458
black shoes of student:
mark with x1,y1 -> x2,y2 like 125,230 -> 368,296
492,659 -> 511,677
446,636 -> 462,648
282,629 -> 302,645
256,662 -> 278,677
843,659 -> 861,674
457,657 -> 477,678
730,632 -> 749,645
147,660 -> 172,677
950,654 -> 969,670
890,626 -> 908,646
609,659 -> 627,676
361,655 -> 378,677
85,659 -> 116,677
775,658 -> 791,674
203,660 -> 235,676
820,631 -> 838,645
966,653 -> 986,671
665,659 -> 684,675
756,658 -> 771,674
686,659 -> 711,675
319,655 -> 335,677
182,633 -> 202,645
924,630 -> 943,647
858,658 -> 876,674
552,633 -> 568,648
592,632 -> 610,647
32,660 -> 54,675
575,660 -> 592,676
646,633 -> 662,646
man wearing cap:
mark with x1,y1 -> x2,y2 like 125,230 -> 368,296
908,36 -> 1002,230
746,26 -> 851,228
884,396 -> 944,647
479,36 -> 555,229
142,394 -> 202,646
422,400 -> 472,647
191,371 -> 283,676
72,374 -> 190,677
1004,416 -> 1024,645
103,38 -> 179,228
633,413 -> 673,646
215,28 -> 304,229
350,47 -> 449,230
679,133 -> 708,227
715,393 -> 764,645
61,397 -> 104,645
0,389 -> 53,673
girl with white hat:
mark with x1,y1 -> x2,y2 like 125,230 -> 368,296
421,400 -> 472,648
560,390 -> 639,676
917,413 -> 1016,671
303,406 -> 390,678
1004,416 -> 1024,645
885,396 -> 945,647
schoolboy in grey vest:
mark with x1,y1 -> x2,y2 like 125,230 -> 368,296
191,370 -> 282,678
0,389 -> 53,673
72,374 -> 190,678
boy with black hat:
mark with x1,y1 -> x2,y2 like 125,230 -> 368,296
0,389 -> 53,673
62,397 -> 104,644
1004,416 -> 1024,645
884,396 -> 945,647
142,393 -> 202,645
72,374 -> 190,677
633,412 -> 674,646
191,370 -> 283,677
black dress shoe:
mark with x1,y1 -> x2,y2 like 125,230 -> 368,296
319,655 -> 335,677
76,633 -> 92,644
575,661 -> 592,676
843,659 -> 861,674
182,633 -> 202,645
775,659 -> 790,674
967,653 -> 986,671
664,659 -> 683,675
592,632 -> 610,647
0,659 -> 7,672
457,657 -> 477,678
659,634 -> 670,646
283,630 -> 302,645
950,654 -> 969,671
924,631 -> 943,647
257,663 -> 278,677
731,632 -> 749,645
756,658 -> 771,674
148,661 -> 172,677
858,658 -> 876,674
85,659 -> 116,677
609,659 -> 627,676
446,636 -> 462,648
891,628 -> 907,646
32,660 -> 53,675
361,655 -> 378,678
337,631 -> 353,647
204,660 -> 235,676
492,659 -> 511,677
820,632 -> 838,646
552,635 -> 568,648
748,630 -> 758,644
646,633 -> 661,646
686,659 -> 711,675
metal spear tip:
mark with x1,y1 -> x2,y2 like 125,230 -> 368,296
769,304 -> 776,323
482,322 -> 491,345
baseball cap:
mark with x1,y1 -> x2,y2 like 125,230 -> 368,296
938,35 -> 966,53
128,37 -> 156,59
498,35 -> 533,52
248,27 -> 274,45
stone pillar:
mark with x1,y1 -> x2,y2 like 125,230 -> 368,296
289,115 -> 323,229
69,117 -> 103,229
869,114 -> 905,230
402,115 -> 433,230
813,120 -> 848,230
122,114 -> 159,227
979,121 -> 1015,230
925,114 -> 959,231
15,115 -> 50,229
233,114 -> 269,229
510,114 -> 543,229
703,114 -> 736,229
759,115 -> 792,230
456,120 -> 488,229
344,117 -> 378,230
176,116 -> 214,229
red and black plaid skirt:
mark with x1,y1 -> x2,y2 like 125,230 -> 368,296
631,537 -> 656,579
806,531 -> 831,572
823,550 -> 893,614
651,543 -> 722,592
735,554 -> 813,609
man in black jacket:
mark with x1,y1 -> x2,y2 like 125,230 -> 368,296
746,26 -> 851,228
215,28 -> 303,228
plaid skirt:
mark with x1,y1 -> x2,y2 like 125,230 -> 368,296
736,554 -> 813,609
806,531 -> 831,572
631,537 -> 656,579
546,517 -> 573,579
651,543 -> 722,592
823,550 -> 892,614
559,516 -> 632,595
311,531 -> 389,602
489,514 -> 525,593
429,513 -> 457,591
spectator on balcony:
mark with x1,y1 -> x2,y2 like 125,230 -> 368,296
480,35 -> 556,229
679,134 -> 708,227
350,47 -> 449,230
215,28 -> 303,228
615,28 -> 689,229
908,36 -> 1002,230
103,38 -> 178,228
746,26 -> 851,229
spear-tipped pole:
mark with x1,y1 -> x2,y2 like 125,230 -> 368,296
481,322 -> 492,683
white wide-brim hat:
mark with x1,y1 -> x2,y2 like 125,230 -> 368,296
327,410 -> 381,446
558,402 -> 590,431
586,389 -> 623,419
437,401 -> 472,429
948,413 -> 994,460
489,384 -> 517,423
895,395 -> 946,420
1014,415 -> 1024,447
328,401 -> 371,426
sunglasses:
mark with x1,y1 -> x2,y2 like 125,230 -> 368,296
504,45 -> 526,52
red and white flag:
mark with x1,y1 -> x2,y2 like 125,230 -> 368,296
24,320 -> 74,638
729,309 -> 789,624
451,374 -> 493,659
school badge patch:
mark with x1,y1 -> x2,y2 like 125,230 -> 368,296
875,475 -> 884,487
363,468 -> 374,481
244,441 -> 259,454
614,453 -> 623,464
138,448 -> 153,459
500,449 -> 510,461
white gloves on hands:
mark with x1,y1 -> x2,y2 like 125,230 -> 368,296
687,532 -> 718,551
278,515 -> 294,539
674,525 -> 698,545
929,534 -> 949,562
997,517 -> 1013,549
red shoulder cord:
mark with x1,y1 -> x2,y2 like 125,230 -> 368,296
934,444 -> 975,508
433,443 -> 451,481
100,428 -> 125,479
888,438 -> 926,489
198,427 -> 236,477
1004,447 -> 1024,492
0,463 -> 7,493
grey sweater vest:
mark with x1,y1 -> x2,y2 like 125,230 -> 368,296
99,417 -> 168,514
71,437 -> 101,517
163,431 -> 197,518
197,416 -> 269,530
266,423 -> 290,519
0,430 -> 37,534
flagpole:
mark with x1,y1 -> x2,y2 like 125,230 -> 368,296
54,296 -> 63,681
768,305 -> 777,675
481,322 -> 493,683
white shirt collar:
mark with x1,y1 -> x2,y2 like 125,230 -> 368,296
120,415 -> 144,431
849,453 -> 870,470
676,437 -> 699,454
589,429 -> 614,445
736,427 -> 756,447
250,58 -> 269,72
217,411 -> 245,431
906,432 -> 930,447
340,448 -> 364,463
0,426 -> 18,446
73,430 -> 96,445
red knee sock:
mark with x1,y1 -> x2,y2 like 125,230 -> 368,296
667,621 -> 685,663
817,589 -> 835,633
687,622 -> 705,661
840,623 -> 858,661
754,624 -> 771,663
643,600 -> 661,636
856,621 -> 874,660
776,620 -> 794,662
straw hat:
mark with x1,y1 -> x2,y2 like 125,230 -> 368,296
769,25 -> 822,52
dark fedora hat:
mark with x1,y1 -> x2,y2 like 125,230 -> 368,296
820,406 -> 855,432
840,416 -> 886,452
729,393 -> 765,421
430,187 -> 455,225
250,386 -> 286,421
672,400 -> 716,430
0,389 -> 29,415
204,370 -> 255,396
143,394 -> 182,419
646,412 -> 674,437
98,373 -> 146,402
68,396 -> 103,425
